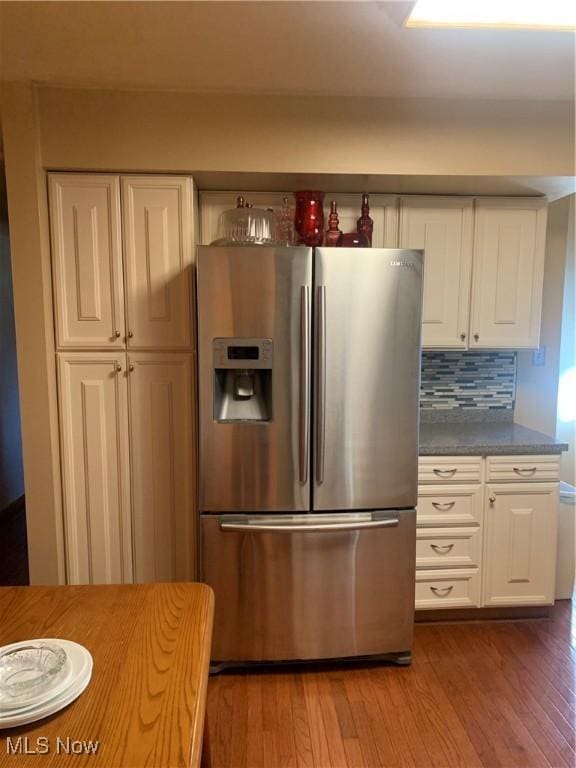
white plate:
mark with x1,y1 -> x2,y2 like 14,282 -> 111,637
0,640 -> 92,715
0,666 -> 92,729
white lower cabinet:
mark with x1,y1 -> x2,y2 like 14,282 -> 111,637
417,484 -> 483,526
416,526 -> 481,569
58,352 -> 195,585
416,569 -> 481,609
483,483 -> 558,607
417,455 -> 559,611
57,353 -> 133,584
128,353 -> 195,583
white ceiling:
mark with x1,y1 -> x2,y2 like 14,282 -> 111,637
0,1 -> 574,101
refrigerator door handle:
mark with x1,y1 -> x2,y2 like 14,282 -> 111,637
316,285 -> 327,484
299,286 -> 310,485
219,517 -> 400,534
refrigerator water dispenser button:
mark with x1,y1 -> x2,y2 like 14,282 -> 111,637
234,373 -> 255,399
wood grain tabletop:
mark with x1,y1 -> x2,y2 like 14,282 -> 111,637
0,583 -> 214,768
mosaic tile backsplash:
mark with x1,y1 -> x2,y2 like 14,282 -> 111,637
420,351 -> 516,413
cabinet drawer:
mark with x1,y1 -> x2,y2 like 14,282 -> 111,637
417,484 -> 483,526
419,456 -> 483,485
416,527 -> 481,569
486,455 -> 560,483
415,568 -> 481,609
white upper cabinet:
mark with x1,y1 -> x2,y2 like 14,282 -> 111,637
49,174 -> 125,349
122,177 -> 194,349
470,198 -> 547,349
199,191 -> 398,247
400,197 -> 474,349
57,352 -> 133,584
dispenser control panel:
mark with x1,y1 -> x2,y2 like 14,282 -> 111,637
212,338 -> 273,369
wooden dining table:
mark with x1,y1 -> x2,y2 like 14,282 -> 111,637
0,583 -> 214,768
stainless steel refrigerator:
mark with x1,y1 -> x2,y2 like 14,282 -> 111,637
197,245 -> 423,668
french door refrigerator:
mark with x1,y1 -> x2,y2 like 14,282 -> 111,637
197,245 -> 423,667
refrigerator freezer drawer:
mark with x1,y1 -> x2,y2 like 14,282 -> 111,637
201,510 -> 416,663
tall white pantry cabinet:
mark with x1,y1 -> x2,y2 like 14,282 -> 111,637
49,174 -> 196,585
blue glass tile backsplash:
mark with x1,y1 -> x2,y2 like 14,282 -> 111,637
420,351 -> 516,412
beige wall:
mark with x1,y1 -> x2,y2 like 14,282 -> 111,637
515,197 -> 572,436
2,83 -> 65,584
2,80 -> 574,583
556,196 -> 575,486
39,86 -> 574,177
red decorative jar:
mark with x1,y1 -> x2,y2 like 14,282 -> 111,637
294,191 -> 325,247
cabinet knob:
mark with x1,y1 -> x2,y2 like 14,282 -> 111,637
474,334 -> 479,342
128,331 -> 134,338
460,333 -> 466,341
129,364 -> 134,372
114,330 -> 121,338
489,495 -> 496,505
115,363 -> 122,373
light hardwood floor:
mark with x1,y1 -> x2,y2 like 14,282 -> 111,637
207,601 -> 576,767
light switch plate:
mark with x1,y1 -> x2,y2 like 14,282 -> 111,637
532,345 -> 546,366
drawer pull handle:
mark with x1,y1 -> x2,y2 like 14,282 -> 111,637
513,467 -> 537,476
432,501 -> 456,511
433,468 -> 457,477
430,586 -> 454,597
430,544 -> 454,554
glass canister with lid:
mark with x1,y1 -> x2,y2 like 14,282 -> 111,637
212,196 -> 276,245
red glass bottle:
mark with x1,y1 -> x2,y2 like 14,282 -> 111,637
357,193 -> 373,246
325,200 -> 343,246
293,191 -> 325,247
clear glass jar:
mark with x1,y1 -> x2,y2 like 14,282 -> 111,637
212,199 -> 275,245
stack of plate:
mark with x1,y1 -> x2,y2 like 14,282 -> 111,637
0,639 -> 93,728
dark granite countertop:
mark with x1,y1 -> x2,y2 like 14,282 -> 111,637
419,421 -> 569,456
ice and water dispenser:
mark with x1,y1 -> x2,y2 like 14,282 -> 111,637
212,338 -> 273,422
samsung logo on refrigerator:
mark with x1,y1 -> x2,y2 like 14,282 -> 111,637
389,260 -> 418,268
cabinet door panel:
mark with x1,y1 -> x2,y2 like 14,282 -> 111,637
129,353 -> 195,582
57,353 -> 132,584
399,197 -> 473,349
483,483 -> 558,606
470,199 -> 547,349
122,177 -> 194,348
50,175 -> 125,348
